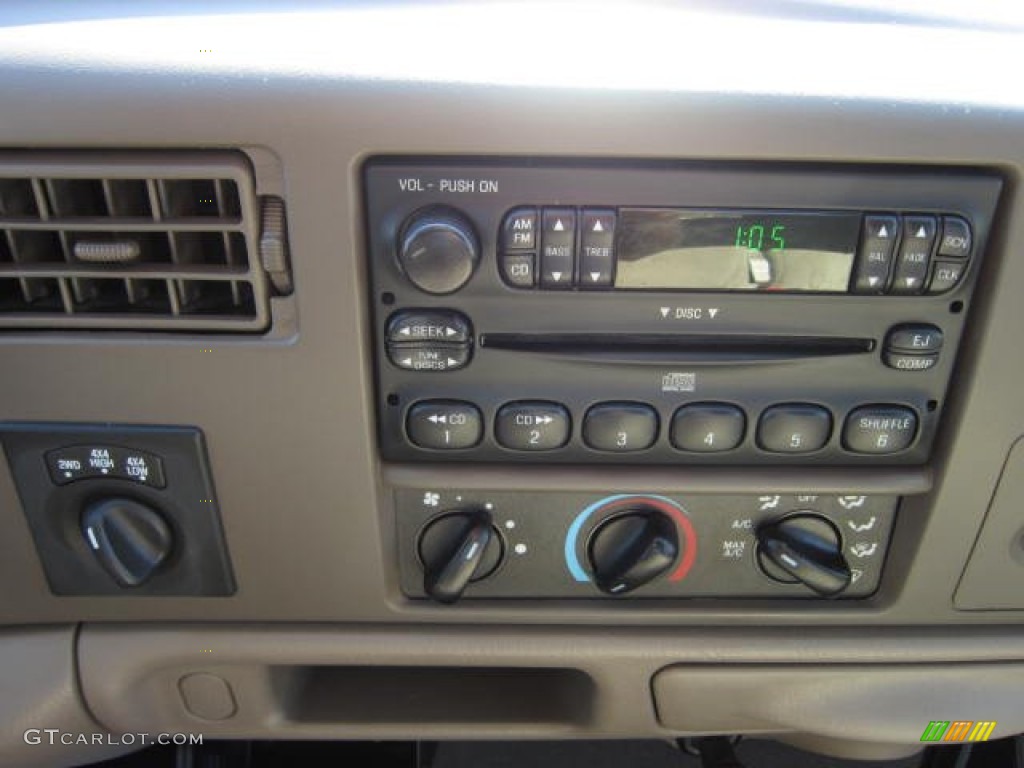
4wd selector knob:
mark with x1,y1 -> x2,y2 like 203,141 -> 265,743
587,507 -> 679,595
398,207 -> 480,294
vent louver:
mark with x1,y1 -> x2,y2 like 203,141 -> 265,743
0,152 -> 282,332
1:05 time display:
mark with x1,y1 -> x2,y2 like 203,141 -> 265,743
735,223 -> 786,252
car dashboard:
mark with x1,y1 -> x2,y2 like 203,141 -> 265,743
1,3 -> 1024,766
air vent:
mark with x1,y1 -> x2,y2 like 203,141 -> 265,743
0,152 -> 285,332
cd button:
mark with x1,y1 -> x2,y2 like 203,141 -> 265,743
541,208 -> 576,289
852,215 -> 899,294
757,404 -> 832,454
890,215 -> 937,295
670,403 -> 746,453
495,401 -> 570,451
501,207 -> 537,251
500,252 -> 536,288
927,259 -> 967,294
843,405 -> 917,454
582,402 -> 657,452
938,216 -> 972,259
407,401 -> 483,450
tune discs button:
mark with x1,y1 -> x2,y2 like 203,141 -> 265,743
495,401 -> 570,451
389,345 -> 470,372
407,401 -> 483,450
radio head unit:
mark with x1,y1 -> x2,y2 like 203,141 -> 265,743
363,159 -> 1001,466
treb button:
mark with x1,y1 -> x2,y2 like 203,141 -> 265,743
579,209 -> 616,289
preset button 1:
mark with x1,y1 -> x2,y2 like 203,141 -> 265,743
406,401 -> 483,450
495,401 -> 570,451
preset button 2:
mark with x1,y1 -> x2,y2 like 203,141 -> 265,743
495,401 -> 571,451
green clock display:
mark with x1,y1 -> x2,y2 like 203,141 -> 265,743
735,223 -> 786,251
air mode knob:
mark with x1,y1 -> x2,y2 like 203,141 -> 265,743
587,507 -> 679,595
756,513 -> 852,596
398,207 -> 480,294
418,509 -> 503,604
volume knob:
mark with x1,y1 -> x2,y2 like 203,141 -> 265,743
398,207 -> 480,294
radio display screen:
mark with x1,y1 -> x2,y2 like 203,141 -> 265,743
615,209 -> 862,292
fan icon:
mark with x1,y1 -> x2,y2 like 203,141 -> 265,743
423,492 -> 440,507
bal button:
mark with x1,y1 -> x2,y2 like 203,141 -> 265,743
843,405 -> 918,455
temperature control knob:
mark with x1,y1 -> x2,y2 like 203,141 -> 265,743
587,507 -> 679,595
756,513 -> 852,596
398,207 -> 480,294
418,509 -> 503,604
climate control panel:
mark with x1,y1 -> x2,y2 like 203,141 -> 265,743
395,488 -> 897,601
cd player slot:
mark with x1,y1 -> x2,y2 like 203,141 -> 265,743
479,333 -> 874,364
